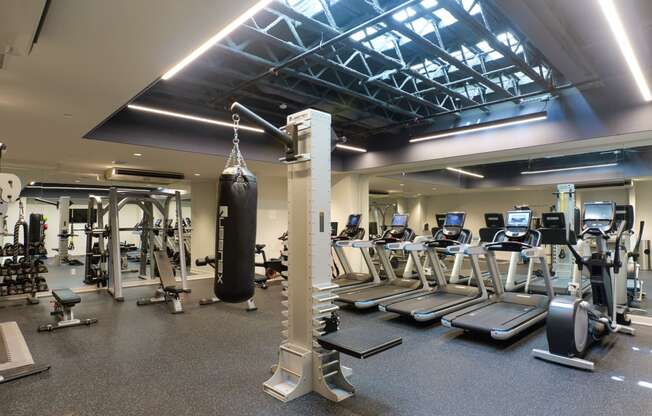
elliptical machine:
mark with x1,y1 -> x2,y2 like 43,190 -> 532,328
533,201 -> 635,371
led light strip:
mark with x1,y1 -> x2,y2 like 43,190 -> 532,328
521,163 -> 618,175
599,0 -> 652,102
162,0 -> 274,80
410,113 -> 547,143
446,167 -> 484,179
335,143 -> 367,153
127,104 -> 264,133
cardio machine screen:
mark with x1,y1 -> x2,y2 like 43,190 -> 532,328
584,203 -> 614,222
445,213 -> 464,227
391,214 -> 408,227
347,214 -> 360,227
506,211 -> 531,228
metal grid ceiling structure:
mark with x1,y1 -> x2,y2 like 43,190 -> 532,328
144,0 -> 565,138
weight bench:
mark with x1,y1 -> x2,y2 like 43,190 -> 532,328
38,289 -> 98,332
137,251 -> 191,314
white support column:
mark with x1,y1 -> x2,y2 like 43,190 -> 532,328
331,174 -> 369,272
264,109 -> 354,403
190,181 -> 217,275
54,196 -> 70,265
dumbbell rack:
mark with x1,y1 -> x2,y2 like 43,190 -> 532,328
0,247 -> 49,303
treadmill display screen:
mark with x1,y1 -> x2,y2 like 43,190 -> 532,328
391,214 -> 408,227
347,214 -> 360,227
506,211 -> 531,228
445,213 -> 464,227
584,203 -> 614,221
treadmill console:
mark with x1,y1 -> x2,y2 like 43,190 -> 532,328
583,201 -> 616,234
380,213 -> 413,242
504,210 -> 532,238
335,214 -> 365,240
442,212 -> 465,237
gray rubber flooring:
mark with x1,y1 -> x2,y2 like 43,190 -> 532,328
1,279 -> 652,416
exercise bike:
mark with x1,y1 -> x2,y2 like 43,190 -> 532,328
533,202 -> 635,371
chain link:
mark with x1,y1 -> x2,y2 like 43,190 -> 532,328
232,113 -> 240,144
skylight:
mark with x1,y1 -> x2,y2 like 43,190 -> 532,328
286,0 -> 341,17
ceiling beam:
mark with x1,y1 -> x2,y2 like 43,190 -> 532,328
267,1 -> 483,109
437,0 -> 550,90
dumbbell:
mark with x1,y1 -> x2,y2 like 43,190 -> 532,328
14,243 -> 25,256
0,285 -> 7,296
3,243 -> 14,257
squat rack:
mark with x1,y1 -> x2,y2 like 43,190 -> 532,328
85,188 -> 188,301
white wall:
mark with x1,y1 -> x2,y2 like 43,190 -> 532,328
256,176 -> 289,258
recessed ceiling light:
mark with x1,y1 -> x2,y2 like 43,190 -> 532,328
520,163 -> 618,175
399,183 -> 405,186
75,180 -> 81,183
133,153 -> 143,157
193,173 -> 201,176
446,167 -> 485,179
29,181 -> 36,185
63,113 -> 73,119
127,104 -> 264,133
410,112 -> 547,143
431,187 -> 437,190
335,143 -> 367,153
599,0 -> 652,101
161,0 -> 273,80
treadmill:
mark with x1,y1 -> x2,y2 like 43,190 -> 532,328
379,212 -> 489,322
337,214 -> 423,309
331,214 -> 379,289
441,210 -> 555,340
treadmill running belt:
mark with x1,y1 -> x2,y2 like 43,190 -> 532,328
451,302 -> 540,334
338,285 -> 417,304
386,292 -> 467,315
333,273 -> 371,287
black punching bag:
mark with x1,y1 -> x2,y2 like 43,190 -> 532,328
214,165 -> 257,302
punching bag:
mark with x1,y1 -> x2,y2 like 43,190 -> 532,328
214,115 -> 258,303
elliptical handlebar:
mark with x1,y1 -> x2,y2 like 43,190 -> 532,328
612,220 -> 627,274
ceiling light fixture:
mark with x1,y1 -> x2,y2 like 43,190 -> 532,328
599,0 -> 652,101
446,167 -> 484,179
29,181 -> 36,185
133,152 -> 143,157
335,143 -> 367,153
161,0 -> 274,80
410,112 -> 548,143
127,104 -> 264,133
194,173 -> 201,177
521,163 -> 618,175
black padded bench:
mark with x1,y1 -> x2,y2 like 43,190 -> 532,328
39,289 -> 98,332
317,325 -> 403,359
137,251 -> 190,314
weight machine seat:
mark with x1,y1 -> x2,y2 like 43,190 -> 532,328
52,289 -> 81,306
317,325 -> 402,359
255,244 -> 266,251
163,286 -> 185,295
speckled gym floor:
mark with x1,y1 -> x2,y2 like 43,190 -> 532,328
1,276 -> 652,416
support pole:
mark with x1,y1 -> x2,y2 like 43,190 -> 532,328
108,188 -> 123,301
175,191 -> 188,290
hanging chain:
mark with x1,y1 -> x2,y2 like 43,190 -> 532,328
232,113 -> 240,145
225,113 -> 247,177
